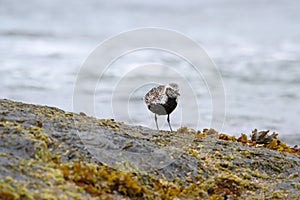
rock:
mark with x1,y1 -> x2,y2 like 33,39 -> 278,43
0,99 -> 299,199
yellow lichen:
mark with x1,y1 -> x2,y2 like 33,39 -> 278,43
237,134 -> 248,144
219,133 -> 236,141
251,169 -> 269,179
0,177 -> 34,200
196,130 -> 206,138
1,99 -> 300,199
98,119 -> 121,131
60,162 -> 147,197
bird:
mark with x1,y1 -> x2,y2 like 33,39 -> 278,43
144,83 -> 180,131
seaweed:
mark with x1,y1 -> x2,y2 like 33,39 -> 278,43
0,99 -> 299,199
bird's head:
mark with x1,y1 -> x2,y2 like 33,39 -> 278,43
165,83 -> 180,98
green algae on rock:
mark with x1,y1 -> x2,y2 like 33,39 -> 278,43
0,99 -> 299,199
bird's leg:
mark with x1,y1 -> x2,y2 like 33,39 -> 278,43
154,114 -> 159,130
167,114 -> 173,132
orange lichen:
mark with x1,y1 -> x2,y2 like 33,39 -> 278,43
251,129 -> 278,144
219,133 -> 236,141
1,99 -> 300,199
0,191 -> 15,200
60,162 -> 146,197
213,178 -> 242,200
237,133 -> 248,144
203,128 -> 219,137
217,130 -> 299,155
195,129 -> 206,138
98,119 -> 120,130
266,139 -> 300,154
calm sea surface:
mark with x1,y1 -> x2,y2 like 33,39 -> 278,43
1,0 -> 300,145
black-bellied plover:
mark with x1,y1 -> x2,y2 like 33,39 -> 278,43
144,83 -> 180,131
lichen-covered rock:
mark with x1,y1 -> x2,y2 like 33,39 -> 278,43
0,99 -> 299,199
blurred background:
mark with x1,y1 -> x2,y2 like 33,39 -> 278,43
1,0 -> 299,145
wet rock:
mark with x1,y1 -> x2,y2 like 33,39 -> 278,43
0,99 -> 299,199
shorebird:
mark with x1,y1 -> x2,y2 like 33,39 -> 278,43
144,83 -> 180,131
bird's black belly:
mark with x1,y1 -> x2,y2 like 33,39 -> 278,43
148,98 -> 177,115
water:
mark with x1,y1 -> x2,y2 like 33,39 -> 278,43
1,0 -> 300,145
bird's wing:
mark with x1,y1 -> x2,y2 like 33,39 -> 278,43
144,85 -> 166,105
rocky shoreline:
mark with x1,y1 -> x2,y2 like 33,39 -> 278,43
0,99 -> 299,199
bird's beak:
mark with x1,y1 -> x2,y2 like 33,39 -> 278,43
176,91 -> 180,96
